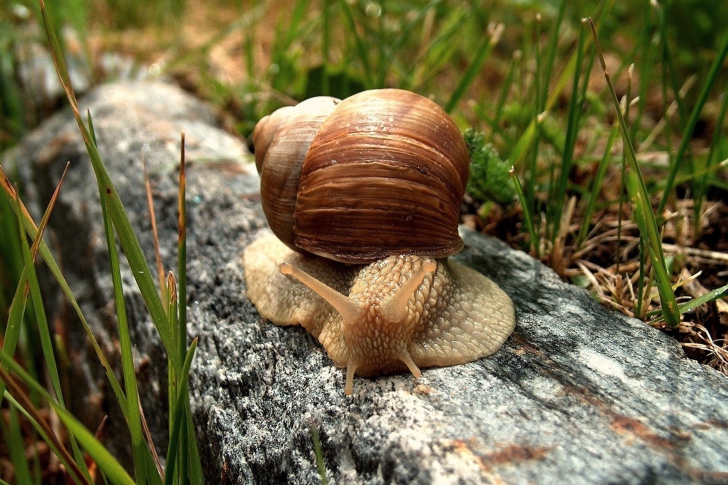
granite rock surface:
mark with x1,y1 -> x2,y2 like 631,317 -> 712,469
3,81 -> 728,484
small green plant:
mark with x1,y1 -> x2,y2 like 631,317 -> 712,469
464,128 -> 516,206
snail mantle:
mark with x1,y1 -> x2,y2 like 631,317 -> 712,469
8,81 -> 728,484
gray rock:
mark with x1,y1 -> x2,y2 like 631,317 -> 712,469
3,81 -> 728,485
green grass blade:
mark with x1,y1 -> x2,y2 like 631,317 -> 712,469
527,15 -> 543,217
312,427 -> 329,485
88,110 -> 151,483
11,182 -> 90,479
576,122 -> 619,247
589,18 -> 679,327
539,0 -> 566,110
509,166 -> 538,256
445,23 -> 502,113
321,0 -> 331,96
405,5 -> 468,91
177,134 -> 188,379
177,134 -> 203,484
1,369 -> 90,485
3,392 -> 81,485
0,167 -> 129,420
375,0 -> 441,87
658,32 -> 728,213
695,79 -> 728,227
509,4 -> 610,167
0,404 -> 34,485
648,283 -> 728,321
184,398 -> 203,485
336,0 -> 373,87
40,0 -> 181,372
0,267 -> 29,408
655,0 -> 689,132
0,157 -> 70,386
0,355 -> 136,485
97,166 -> 148,483
163,338 -> 198,485
549,20 -> 587,241
635,238 -> 646,319
4,159 -> 70,407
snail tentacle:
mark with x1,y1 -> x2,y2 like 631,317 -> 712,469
280,262 -> 363,325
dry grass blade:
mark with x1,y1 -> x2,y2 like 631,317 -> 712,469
678,323 -> 728,374
143,150 -> 167,304
139,394 -> 164,477
29,162 -> 70,259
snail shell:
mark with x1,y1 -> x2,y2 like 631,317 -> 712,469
253,89 -> 470,264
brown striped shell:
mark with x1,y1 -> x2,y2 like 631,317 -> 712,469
252,89 -> 470,264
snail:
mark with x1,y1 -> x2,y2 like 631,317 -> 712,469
242,89 -> 515,395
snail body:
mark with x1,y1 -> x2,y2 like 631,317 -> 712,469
243,89 -> 515,395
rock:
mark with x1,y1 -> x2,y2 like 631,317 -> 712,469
3,81 -> 728,484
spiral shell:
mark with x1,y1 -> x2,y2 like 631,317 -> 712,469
253,89 -> 470,263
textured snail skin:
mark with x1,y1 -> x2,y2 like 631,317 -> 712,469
243,233 -> 516,395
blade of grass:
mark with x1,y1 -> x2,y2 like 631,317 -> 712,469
375,0 -> 442,88
0,162 -> 67,406
3,391 -> 83,485
405,5 -> 468,91
635,238 -> 646,318
11,181 -> 90,480
40,0 -> 181,372
0,267 -> 29,404
177,133 -> 188,380
321,0 -> 330,95
163,338 -> 198,485
166,272 -> 182,485
658,31 -> 728,213
616,66 -> 635,278
548,19 -> 588,242
590,17 -> 680,327
648,283 -> 728,322
0,405 -> 33,485
508,1 -> 610,167
694,80 -> 728,234
527,15 -> 543,223
0,373 -> 89,485
444,23 -> 503,113
177,133 -> 203,484
143,151 -> 167,306
510,166 -> 538,256
539,0 -> 566,112
94,138 -> 148,482
0,166 -> 129,421
0,355 -> 135,485
576,120 -> 619,247
336,0 -> 373,87
654,0 -> 689,132
312,427 -> 328,485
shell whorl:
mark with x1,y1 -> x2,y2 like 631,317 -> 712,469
253,96 -> 341,251
253,89 -> 470,263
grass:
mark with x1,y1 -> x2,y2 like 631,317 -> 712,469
1,2 -> 202,483
1,0 -> 727,481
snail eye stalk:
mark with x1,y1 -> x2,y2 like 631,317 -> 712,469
280,262 -> 363,325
